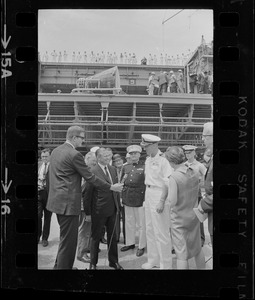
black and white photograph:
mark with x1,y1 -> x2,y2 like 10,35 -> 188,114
1,0 -> 254,296
37,9 -> 214,271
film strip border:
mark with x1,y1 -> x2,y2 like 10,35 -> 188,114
1,0 -> 253,297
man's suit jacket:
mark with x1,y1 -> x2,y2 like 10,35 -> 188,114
46,143 -> 111,216
158,72 -> 168,85
200,156 -> 213,235
83,164 -> 120,217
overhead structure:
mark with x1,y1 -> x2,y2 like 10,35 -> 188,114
38,92 -> 213,151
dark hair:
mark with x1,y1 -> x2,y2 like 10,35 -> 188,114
112,153 -> 123,162
165,146 -> 185,165
41,148 -> 51,155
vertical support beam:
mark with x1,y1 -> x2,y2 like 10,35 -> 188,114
41,101 -> 52,145
187,104 -> 194,123
128,102 -> 136,143
73,101 -> 79,121
158,103 -> 163,137
101,102 -> 109,141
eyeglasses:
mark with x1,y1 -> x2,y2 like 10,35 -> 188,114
75,135 -> 85,140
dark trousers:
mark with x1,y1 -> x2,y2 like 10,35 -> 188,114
120,205 -> 126,244
198,195 -> 205,244
170,83 -> 177,93
158,83 -> 167,95
153,87 -> 159,95
38,189 -> 52,242
90,212 -> 118,266
54,214 -> 79,269
77,211 -> 91,257
189,82 -> 195,93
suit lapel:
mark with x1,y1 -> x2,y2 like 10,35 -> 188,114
109,166 -> 118,184
96,164 -> 112,184
205,156 -> 213,179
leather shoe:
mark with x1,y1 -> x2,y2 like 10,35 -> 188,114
42,240 -> 48,247
136,248 -> 145,257
141,262 -> 159,270
120,244 -> 135,252
77,254 -> 90,263
109,262 -> 124,270
89,264 -> 97,270
100,237 -> 107,244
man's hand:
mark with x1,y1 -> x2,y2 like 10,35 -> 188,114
197,202 -> 204,214
156,201 -> 165,214
110,183 -> 124,193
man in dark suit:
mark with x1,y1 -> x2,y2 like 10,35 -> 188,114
198,122 -> 213,247
158,70 -> 169,95
46,126 -> 123,269
38,148 -> 52,247
83,148 -> 124,270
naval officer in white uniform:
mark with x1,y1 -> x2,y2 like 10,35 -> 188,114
140,134 -> 173,269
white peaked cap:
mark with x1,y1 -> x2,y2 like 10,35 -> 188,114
127,145 -> 142,153
182,145 -> 197,151
140,134 -> 161,147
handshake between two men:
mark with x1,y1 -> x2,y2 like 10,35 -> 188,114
110,182 -> 124,193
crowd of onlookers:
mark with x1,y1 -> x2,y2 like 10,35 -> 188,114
147,69 -> 213,95
38,50 -> 194,66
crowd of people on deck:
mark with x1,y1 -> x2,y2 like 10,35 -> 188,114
39,50 -> 193,66
38,121 -> 213,270
147,69 -> 213,95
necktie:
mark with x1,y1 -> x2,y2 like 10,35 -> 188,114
104,166 -> 112,184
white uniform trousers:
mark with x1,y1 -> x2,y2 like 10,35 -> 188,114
124,205 -> 147,249
144,187 -> 172,269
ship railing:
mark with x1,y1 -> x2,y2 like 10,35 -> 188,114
38,115 -> 212,126
71,87 -> 122,94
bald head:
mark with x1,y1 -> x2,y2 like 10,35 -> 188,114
202,122 -> 213,152
203,122 -> 213,136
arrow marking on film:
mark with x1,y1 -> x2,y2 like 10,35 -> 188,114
1,24 -> 11,49
1,168 -> 12,194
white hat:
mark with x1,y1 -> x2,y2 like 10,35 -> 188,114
203,122 -> 213,135
140,134 -> 161,147
182,145 -> 197,151
127,145 -> 142,153
90,146 -> 100,153
169,70 -> 174,73
151,72 -> 155,75
178,69 -> 182,72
